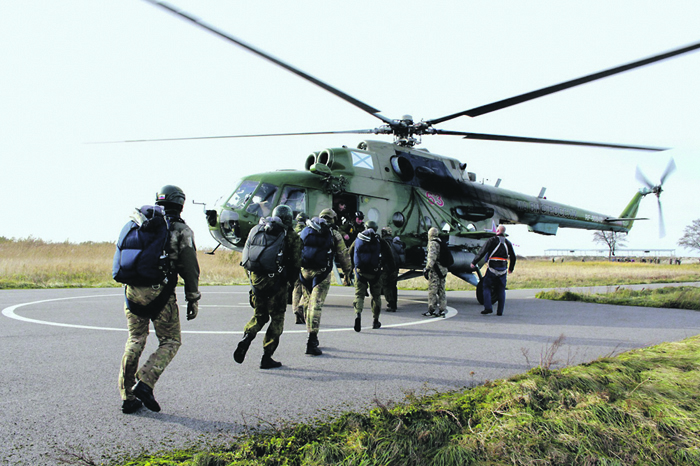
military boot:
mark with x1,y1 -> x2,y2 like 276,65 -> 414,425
260,354 -> 282,369
305,333 -> 322,356
354,315 -> 362,332
372,318 -> 381,329
233,333 -> 255,364
133,380 -> 161,412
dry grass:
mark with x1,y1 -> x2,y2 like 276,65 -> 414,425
0,237 -> 247,288
1,237 -> 698,289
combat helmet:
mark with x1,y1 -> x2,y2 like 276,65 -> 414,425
366,220 -> 379,232
272,204 -> 293,228
156,185 -> 185,212
319,208 -> 337,221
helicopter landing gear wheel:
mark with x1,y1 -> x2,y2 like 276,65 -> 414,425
476,278 -> 499,306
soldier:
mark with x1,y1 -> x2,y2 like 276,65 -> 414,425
292,212 -> 309,324
470,224 -> 516,316
118,185 -> 201,414
423,227 -> 448,317
350,221 -> 395,331
299,208 -> 352,355
380,226 -> 400,312
233,205 -> 301,369
341,210 -> 366,247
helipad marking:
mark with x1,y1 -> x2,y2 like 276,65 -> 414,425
2,293 -> 457,334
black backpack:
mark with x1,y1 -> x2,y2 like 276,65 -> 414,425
300,218 -> 334,270
113,205 -> 171,287
438,239 -> 454,268
354,230 -> 382,274
241,217 -> 287,274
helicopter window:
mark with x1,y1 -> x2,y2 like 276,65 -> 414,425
279,186 -> 306,216
392,212 -> 405,228
226,180 -> 259,209
246,182 -> 278,217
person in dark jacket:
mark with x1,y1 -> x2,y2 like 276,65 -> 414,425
470,225 -> 516,316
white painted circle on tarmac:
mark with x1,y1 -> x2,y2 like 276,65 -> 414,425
1,292 -> 457,334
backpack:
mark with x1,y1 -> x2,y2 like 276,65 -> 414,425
390,236 -> 406,266
354,230 -> 382,275
300,218 -> 334,270
240,216 -> 287,274
438,239 -> 454,268
113,205 -> 172,287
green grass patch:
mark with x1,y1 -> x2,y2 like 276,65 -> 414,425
120,336 -> 700,465
537,286 -> 700,311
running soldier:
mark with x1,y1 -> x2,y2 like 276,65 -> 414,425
233,205 -> 301,369
299,208 -> 352,355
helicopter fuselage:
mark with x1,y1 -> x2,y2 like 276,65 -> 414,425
207,140 -> 637,284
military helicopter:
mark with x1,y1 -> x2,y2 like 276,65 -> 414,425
142,1 -> 695,290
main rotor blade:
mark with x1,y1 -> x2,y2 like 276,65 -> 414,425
143,0 -> 392,125
428,40 -> 700,125
660,157 -> 677,185
96,129 -> 379,144
434,130 -> 667,151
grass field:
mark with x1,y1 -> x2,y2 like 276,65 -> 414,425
1,237 -> 699,290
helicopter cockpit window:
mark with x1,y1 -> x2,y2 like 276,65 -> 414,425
246,182 -> 278,217
226,180 -> 258,209
279,186 -> 306,216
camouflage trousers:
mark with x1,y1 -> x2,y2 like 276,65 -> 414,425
354,272 -> 382,320
292,279 -> 304,315
427,270 -> 447,313
381,271 -> 398,309
119,294 -> 181,401
300,268 -> 332,334
245,277 -> 289,357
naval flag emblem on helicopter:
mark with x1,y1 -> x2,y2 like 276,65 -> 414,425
352,151 -> 373,169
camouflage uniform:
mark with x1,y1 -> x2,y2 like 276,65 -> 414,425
302,227 -> 351,334
119,218 -> 200,402
380,227 -> 399,312
244,228 -> 302,356
425,227 -> 447,315
291,220 -> 306,322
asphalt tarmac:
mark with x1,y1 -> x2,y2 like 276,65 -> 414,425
2,283 -> 699,465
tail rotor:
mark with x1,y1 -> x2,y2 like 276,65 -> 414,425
635,158 -> 676,238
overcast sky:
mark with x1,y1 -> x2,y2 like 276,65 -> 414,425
2,1 -> 699,257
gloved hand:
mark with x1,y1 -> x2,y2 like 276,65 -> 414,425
186,300 -> 199,321
423,269 -> 429,280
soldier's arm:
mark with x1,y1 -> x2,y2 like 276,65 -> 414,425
333,231 -> 352,275
175,228 -> 201,302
